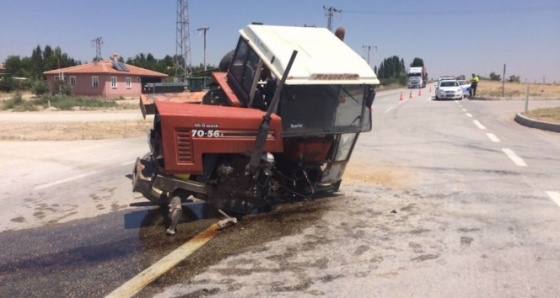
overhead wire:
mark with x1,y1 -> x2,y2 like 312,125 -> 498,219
343,6 -> 560,15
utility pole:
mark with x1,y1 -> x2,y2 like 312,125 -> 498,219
175,0 -> 191,82
362,45 -> 377,67
91,37 -> 103,62
502,63 -> 506,97
197,27 -> 209,71
323,6 -> 341,31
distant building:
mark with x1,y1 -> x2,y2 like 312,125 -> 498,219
0,64 -> 6,74
43,59 -> 168,99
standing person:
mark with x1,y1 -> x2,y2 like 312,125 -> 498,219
469,73 -> 479,98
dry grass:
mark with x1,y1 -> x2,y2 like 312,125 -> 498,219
476,80 -> 560,99
475,80 -> 560,124
0,121 -> 151,141
2,83 -> 559,140
524,107 -> 560,124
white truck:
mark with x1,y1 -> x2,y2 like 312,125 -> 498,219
407,66 -> 427,88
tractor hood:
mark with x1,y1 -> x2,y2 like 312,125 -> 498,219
240,24 -> 380,85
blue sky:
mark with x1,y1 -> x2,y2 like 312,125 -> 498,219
1,0 -> 559,83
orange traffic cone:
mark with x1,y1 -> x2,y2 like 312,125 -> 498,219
399,91 -> 404,101
418,88 -> 422,96
409,90 -> 413,99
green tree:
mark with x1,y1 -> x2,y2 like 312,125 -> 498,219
489,72 -> 501,81
30,45 -> 44,79
43,45 -> 55,70
146,53 -> 157,70
155,55 -> 175,75
378,56 -> 405,79
377,55 -> 407,85
53,46 -> 78,69
3,45 -> 78,80
410,57 -> 424,67
4,55 -> 24,77
508,75 -> 520,83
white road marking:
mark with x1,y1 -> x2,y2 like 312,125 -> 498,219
546,191 -> 560,208
384,107 -> 395,114
106,224 -> 219,298
502,148 -> 527,167
473,120 -> 487,130
35,171 -> 99,190
466,113 -> 473,118
486,133 -> 501,143
34,160 -> 136,190
462,108 -> 467,112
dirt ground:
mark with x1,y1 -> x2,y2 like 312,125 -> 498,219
0,98 -> 150,141
0,119 -> 151,141
476,80 -> 560,99
1,81 -> 559,141
1,96 -> 559,142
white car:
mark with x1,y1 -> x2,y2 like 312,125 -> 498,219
435,80 -> 463,100
438,75 -> 456,81
457,79 -> 471,98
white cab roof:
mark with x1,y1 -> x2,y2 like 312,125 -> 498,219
240,24 -> 380,85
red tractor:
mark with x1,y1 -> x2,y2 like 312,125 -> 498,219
132,24 -> 380,233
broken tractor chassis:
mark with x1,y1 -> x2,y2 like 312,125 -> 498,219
165,196 -> 238,236
132,157 -> 238,235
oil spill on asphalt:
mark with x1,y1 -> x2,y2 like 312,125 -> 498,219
0,202 -> 221,297
138,198 -> 332,297
0,197 -> 332,297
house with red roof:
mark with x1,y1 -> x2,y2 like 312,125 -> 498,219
43,59 -> 168,99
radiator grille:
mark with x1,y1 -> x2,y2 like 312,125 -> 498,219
176,130 -> 193,163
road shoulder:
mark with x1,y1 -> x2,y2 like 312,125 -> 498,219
515,113 -> 560,133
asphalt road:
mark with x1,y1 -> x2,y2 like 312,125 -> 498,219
0,89 -> 559,297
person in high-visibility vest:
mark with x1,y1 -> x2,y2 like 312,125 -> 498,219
469,73 -> 479,98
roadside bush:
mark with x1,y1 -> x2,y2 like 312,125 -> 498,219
32,95 -> 118,110
18,79 -> 32,91
0,76 -> 29,92
52,80 -> 73,96
2,92 -> 120,111
1,91 -> 38,111
379,76 -> 407,87
32,80 -> 50,96
0,76 -> 15,92
1,91 -> 23,109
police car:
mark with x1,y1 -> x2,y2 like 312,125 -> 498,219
435,80 -> 463,100
457,80 -> 471,98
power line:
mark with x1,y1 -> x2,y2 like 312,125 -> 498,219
323,6 -> 341,31
344,6 -> 560,15
91,37 -> 103,62
362,45 -> 377,67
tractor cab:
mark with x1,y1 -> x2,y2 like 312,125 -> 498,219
225,24 -> 378,135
